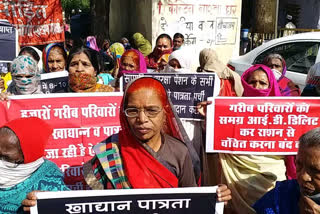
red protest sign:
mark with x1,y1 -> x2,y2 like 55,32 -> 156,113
0,0 -> 64,46
0,93 -> 122,189
206,97 -> 320,155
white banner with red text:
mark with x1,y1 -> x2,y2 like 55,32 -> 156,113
206,97 -> 320,155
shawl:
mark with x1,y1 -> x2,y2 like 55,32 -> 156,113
118,49 -> 147,78
0,160 -> 69,214
197,48 -> 243,97
132,33 -> 152,56
42,43 -> 67,73
241,64 -> 282,97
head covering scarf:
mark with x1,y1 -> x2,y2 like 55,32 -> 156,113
118,49 -> 147,77
163,49 -> 191,73
10,55 -> 41,95
42,43 -> 67,73
86,36 -> 100,52
262,54 -> 300,97
146,35 -> 173,69
3,117 -> 53,163
119,77 -> 200,188
121,37 -> 132,50
0,118 -> 53,188
197,48 -> 243,96
241,64 -> 282,97
132,33 -> 152,57
20,46 -> 43,72
109,43 -> 125,70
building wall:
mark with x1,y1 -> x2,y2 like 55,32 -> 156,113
129,0 -> 152,42
280,0 -> 320,29
109,0 -> 130,41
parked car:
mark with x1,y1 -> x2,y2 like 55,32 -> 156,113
228,32 -> 320,89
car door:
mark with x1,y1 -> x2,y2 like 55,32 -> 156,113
253,42 -> 320,89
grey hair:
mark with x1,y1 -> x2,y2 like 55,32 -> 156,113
299,127 -> 320,149
262,53 -> 285,66
0,127 -> 19,144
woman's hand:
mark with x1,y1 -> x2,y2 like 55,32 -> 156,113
0,92 -> 10,101
22,191 -> 40,212
196,101 -> 212,117
299,195 -> 320,214
217,184 -> 232,205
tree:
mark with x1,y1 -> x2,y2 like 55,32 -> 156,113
90,0 -> 110,42
61,0 -> 90,21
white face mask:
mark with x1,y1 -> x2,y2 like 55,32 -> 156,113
0,158 -> 44,188
14,75 -> 39,95
271,69 -> 282,81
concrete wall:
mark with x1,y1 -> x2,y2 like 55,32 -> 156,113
109,0 -> 130,41
128,0 -> 152,42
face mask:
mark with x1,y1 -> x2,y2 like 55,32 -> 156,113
69,72 -> 97,92
271,68 -> 282,80
0,158 -> 44,188
14,75 -> 39,95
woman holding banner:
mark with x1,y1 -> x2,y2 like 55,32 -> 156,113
67,46 -> 114,93
21,77 -> 232,211
197,64 -> 288,213
82,77 -> 230,197
222,65 -> 287,213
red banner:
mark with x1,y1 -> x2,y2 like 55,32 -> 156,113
0,93 -> 123,189
206,97 -> 320,155
0,0 -> 64,46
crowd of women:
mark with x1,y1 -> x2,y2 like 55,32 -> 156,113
1,31 -> 320,214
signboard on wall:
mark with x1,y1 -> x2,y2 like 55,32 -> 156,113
152,0 -> 242,65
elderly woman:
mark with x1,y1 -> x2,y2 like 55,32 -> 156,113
42,43 -> 67,73
67,46 -> 114,93
254,127 -> 320,214
146,34 -> 173,70
5,55 -> 42,95
83,77 -> 230,197
132,32 -> 152,57
219,65 -> 288,213
0,117 -> 69,213
22,78 -> 232,211
262,53 -> 300,96
197,48 -> 243,97
117,49 -> 147,78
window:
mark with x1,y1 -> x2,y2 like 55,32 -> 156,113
254,42 -> 320,74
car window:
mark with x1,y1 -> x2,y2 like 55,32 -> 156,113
254,42 -> 320,74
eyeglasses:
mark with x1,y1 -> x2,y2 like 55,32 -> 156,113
125,107 -> 162,118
